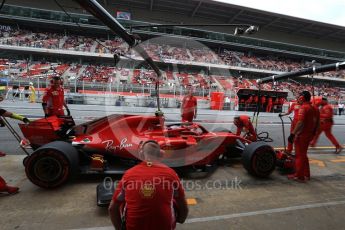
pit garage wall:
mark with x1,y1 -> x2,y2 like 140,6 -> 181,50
66,93 -> 212,109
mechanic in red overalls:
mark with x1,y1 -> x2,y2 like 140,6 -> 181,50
109,141 -> 188,230
287,91 -> 319,182
260,96 -> 266,111
245,95 -> 253,111
0,95 -> 29,194
266,97 -> 273,112
234,115 -> 257,141
279,100 -> 301,153
42,76 -> 70,117
181,86 -> 197,122
310,97 -> 342,154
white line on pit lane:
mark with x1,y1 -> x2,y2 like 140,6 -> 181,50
70,199 -> 345,229
185,199 -> 345,224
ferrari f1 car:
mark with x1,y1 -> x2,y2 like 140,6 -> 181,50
18,114 -> 281,190
6,0 -> 344,203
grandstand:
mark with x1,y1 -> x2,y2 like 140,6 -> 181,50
1,1 -> 345,106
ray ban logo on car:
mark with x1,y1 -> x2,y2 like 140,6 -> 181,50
102,138 -> 133,152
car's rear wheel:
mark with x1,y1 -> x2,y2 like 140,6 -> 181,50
242,142 -> 276,177
25,141 -> 79,188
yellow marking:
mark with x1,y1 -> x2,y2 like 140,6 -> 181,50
187,198 -> 197,205
331,157 -> 345,163
275,145 -> 345,151
309,159 -> 325,167
310,146 -> 336,149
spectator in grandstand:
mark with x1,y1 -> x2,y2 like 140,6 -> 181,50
109,141 -> 188,230
233,115 -> 257,141
279,100 -> 301,154
42,76 -> 70,117
287,91 -> 319,182
310,97 -> 342,154
181,86 -> 197,122
338,102 -> 344,115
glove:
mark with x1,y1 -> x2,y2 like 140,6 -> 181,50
45,114 -> 50,118
66,108 -> 71,116
23,117 -> 30,124
0,119 -> 5,127
288,134 -> 295,144
278,113 -> 283,117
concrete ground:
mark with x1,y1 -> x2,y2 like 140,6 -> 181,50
2,152 -> 345,230
1,101 -> 345,230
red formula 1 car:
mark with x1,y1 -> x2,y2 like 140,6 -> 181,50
18,114 -> 287,193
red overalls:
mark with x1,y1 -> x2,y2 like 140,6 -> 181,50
287,102 -> 301,153
266,97 -> 273,112
181,95 -> 197,122
310,104 -> 340,148
42,86 -> 65,116
236,115 -> 257,141
293,102 -> 319,180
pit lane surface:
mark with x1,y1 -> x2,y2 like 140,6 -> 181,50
1,101 -> 345,155
1,101 -> 345,230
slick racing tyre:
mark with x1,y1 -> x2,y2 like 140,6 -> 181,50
242,142 -> 276,177
25,141 -> 79,189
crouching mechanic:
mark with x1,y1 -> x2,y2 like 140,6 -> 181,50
0,95 -> 30,194
233,115 -> 257,141
109,141 -> 188,230
42,76 -> 70,117
287,91 -> 319,182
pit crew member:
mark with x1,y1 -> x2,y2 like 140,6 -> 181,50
0,94 -> 29,194
181,86 -> 197,122
279,100 -> 301,153
288,91 -> 319,182
109,141 -> 188,230
233,115 -> 257,141
42,76 -> 70,117
310,97 -> 342,154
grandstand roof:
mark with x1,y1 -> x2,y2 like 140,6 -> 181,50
104,0 -> 345,43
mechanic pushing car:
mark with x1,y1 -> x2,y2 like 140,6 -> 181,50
181,86 -> 197,122
310,97 -> 342,154
109,141 -> 188,230
287,91 -> 319,182
0,94 -> 29,194
42,76 -> 70,117
233,115 -> 257,141
279,100 -> 301,154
